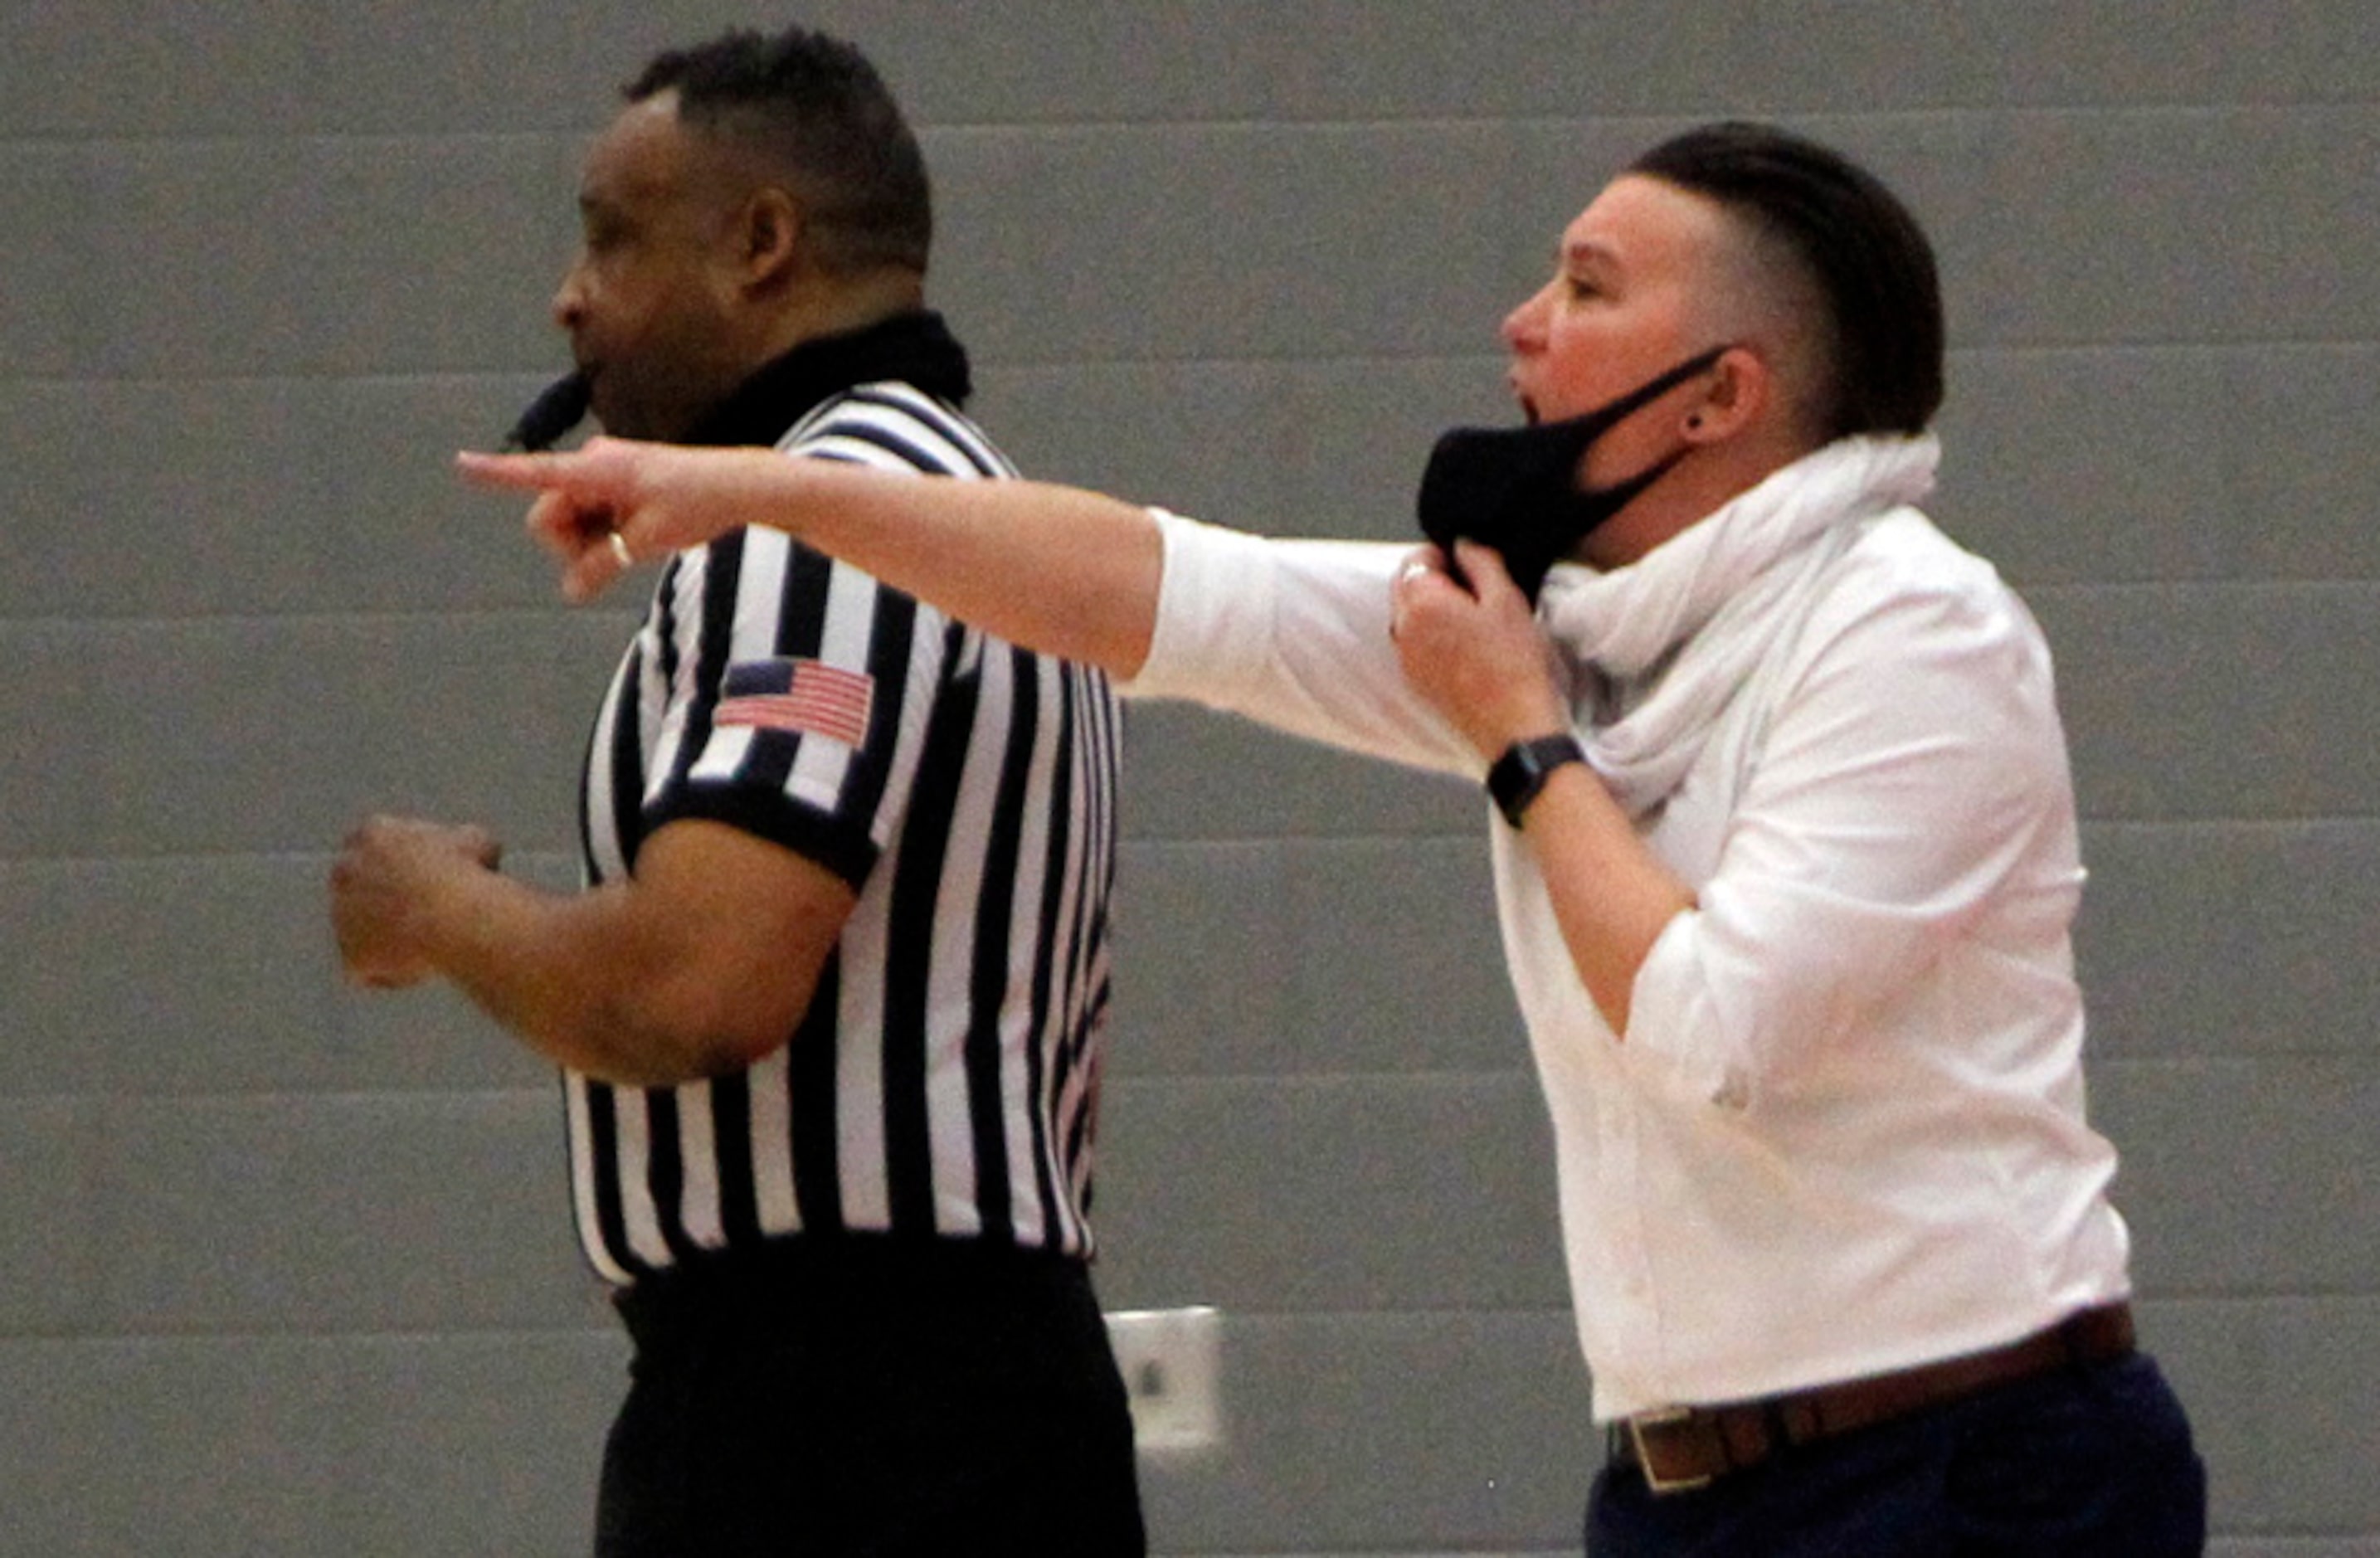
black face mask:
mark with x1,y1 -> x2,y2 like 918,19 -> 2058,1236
1415,345 -> 1727,600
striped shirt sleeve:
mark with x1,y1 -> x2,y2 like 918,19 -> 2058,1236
635,387 -> 995,888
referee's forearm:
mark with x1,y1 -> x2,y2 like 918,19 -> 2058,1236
411,866 -> 756,1088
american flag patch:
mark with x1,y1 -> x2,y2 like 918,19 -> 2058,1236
714,657 -> 876,747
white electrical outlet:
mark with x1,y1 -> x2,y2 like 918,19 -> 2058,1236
1104,1305 -> 1223,1455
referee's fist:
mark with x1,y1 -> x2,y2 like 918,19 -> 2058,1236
329,816 -> 503,988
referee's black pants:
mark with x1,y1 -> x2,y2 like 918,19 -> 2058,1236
595,1234 -> 1146,1557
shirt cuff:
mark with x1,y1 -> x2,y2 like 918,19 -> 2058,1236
1119,508 -> 1270,704
1620,909 -> 1753,1111
645,785 -> 880,891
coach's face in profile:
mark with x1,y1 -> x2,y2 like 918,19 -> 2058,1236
551,90 -> 753,441
1498,175 -> 1742,489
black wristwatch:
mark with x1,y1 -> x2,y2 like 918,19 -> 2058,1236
1487,733 -> 1587,829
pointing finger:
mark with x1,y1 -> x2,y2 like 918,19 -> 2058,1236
455,449 -> 573,493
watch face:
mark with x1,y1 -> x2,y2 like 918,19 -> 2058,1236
1489,734 -> 1584,826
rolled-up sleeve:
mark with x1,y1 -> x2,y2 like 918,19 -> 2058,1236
1623,558 -> 2082,1106
1122,510 -> 1478,777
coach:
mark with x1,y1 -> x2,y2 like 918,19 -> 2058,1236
331,26 -> 1142,1556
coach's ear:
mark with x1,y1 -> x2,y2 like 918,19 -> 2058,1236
1678,345 -> 1770,445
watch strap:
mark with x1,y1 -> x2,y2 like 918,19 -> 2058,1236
1487,733 -> 1587,828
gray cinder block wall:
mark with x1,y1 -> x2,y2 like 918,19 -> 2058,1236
2,4 -> 2373,1554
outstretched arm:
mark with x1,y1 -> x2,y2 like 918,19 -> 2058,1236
458,438 -> 1165,677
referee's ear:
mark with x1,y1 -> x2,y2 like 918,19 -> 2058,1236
737,186 -> 804,293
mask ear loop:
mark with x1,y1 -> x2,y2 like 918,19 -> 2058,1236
1509,343 -> 1731,598
1585,343 -> 1733,432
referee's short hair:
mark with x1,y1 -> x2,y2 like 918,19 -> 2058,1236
1629,121 -> 1944,443
626,26 -> 933,279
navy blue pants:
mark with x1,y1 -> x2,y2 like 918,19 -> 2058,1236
1586,1352 -> 2206,1556
594,1237 -> 1146,1557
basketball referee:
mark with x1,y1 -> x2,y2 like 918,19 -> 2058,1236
330,27 -> 1143,1555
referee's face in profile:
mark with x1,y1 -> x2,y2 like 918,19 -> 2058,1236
552,90 -> 754,441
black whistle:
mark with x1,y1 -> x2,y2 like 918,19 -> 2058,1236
503,372 -> 591,452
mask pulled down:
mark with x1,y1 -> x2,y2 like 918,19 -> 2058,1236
1414,346 -> 1726,601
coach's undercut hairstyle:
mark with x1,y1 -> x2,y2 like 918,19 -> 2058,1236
1630,121 -> 1944,442
628,26 -> 932,277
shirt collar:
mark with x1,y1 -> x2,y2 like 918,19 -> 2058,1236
684,309 -> 975,448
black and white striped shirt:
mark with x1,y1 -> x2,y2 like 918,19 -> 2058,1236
567,343 -> 1122,1286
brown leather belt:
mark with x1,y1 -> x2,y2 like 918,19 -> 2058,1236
1612,1302 -> 2137,1495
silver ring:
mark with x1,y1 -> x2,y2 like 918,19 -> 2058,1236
606,531 -> 634,568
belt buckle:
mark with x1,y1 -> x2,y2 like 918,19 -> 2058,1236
1627,1406 -> 1715,1496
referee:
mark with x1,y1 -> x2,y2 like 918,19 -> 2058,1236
330,27 -> 1143,1556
